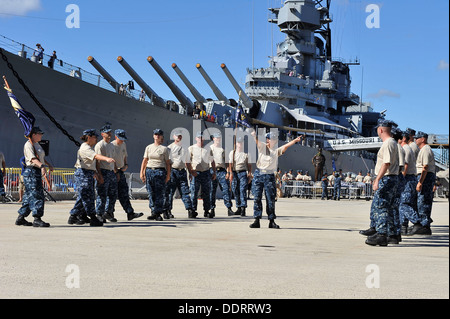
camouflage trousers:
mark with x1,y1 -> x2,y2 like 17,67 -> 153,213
252,170 -> 277,220
164,168 -> 193,211
370,175 -> 398,236
95,169 -> 118,216
0,170 -> 5,196
211,169 -> 232,209
417,173 -> 435,227
18,167 -> 45,218
399,174 -> 419,225
145,168 -> 167,214
190,170 -> 212,213
232,171 -> 248,208
70,168 -> 96,217
392,174 -> 406,235
116,170 -> 134,214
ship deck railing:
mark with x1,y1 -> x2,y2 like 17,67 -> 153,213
0,34 -> 155,104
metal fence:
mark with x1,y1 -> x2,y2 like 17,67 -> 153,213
3,169 -> 448,201
281,181 -> 374,200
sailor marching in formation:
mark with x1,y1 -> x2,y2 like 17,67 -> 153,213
4,78 -> 437,245
359,120 -> 437,246
7,105 -> 436,240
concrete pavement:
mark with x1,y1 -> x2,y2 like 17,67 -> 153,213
0,197 -> 448,299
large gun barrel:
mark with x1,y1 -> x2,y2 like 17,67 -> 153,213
196,63 -> 228,102
172,63 -> 206,103
221,63 -> 253,109
147,56 -> 194,113
117,56 -> 165,108
87,56 -> 119,92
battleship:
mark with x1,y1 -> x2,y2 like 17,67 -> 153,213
0,0 -> 387,175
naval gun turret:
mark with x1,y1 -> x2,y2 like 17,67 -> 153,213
196,64 -> 228,103
220,63 -> 253,109
147,56 -> 194,114
172,63 -> 207,104
117,56 -> 165,108
87,56 -> 119,92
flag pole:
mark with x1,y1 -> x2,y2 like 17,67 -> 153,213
3,76 -> 10,90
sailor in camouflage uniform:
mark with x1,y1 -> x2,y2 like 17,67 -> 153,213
364,120 -> 399,246
95,124 -> 119,222
399,130 -> 419,234
229,136 -> 252,216
249,130 -> 302,229
210,132 -> 234,217
112,129 -> 144,221
410,131 -> 436,235
406,128 -> 420,160
140,129 -> 171,221
16,127 -> 53,227
164,130 -> 196,218
391,127 -> 406,242
188,131 -> 216,218
68,129 -> 115,226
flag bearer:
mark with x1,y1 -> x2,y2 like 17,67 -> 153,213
16,127 -> 53,227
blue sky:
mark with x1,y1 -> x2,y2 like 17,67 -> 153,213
0,0 -> 448,135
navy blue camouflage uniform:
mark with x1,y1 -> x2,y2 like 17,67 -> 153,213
371,175 -> 399,236
399,174 -> 419,225
146,168 -> 167,215
211,168 -> 233,209
252,169 -> 277,220
232,170 -> 248,209
164,168 -> 193,211
417,172 -> 435,227
18,167 -> 45,218
70,168 -> 96,218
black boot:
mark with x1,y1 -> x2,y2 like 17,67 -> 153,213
204,210 -> 210,218
240,207 -> 246,217
208,209 -> 215,218
227,208 -> 235,216
127,212 -> 144,221
387,235 -> 400,245
163,210 -> 170,219
409,223 -> 432,235
188,209 -> 197,218
268,219 -> 280,229
168,210 -> 174,218
249,218 -> 260,228
359,227 -> 377,236
234,207 -> 242,216
15,215 -> 32,226
103,212 -> 117,222
80,214 -> 91,224
68,215 -> 85,225
365,233 -> 388,246
89,215 -> 103,227
33,217 -> 50,227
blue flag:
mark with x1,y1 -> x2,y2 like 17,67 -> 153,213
235,105 -> 251,128
5,87 -> 36,137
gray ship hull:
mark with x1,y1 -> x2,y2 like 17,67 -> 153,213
0,49 -> 374,175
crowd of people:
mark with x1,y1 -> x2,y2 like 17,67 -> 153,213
3,119 -> 438,245
8,124 -> 302,230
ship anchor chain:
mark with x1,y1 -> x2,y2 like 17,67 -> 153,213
0,47 -> 81,147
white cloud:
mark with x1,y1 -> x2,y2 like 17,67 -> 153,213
367,89 -> 400,100
438,59 -> 449,70
0,0 -> 41,16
